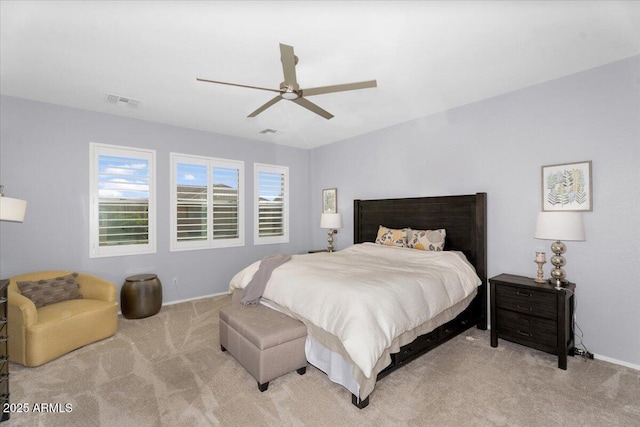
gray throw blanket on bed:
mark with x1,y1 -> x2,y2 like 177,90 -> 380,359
241,253 -> 292,305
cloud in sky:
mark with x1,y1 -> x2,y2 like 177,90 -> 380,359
99,178 -> 149,198
103,162 -> 148,176
99,189 -> 123,198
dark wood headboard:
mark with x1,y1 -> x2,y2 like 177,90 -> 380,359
354,193 -> 487,325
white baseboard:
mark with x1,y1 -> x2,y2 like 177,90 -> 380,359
118,290 -> 230,315
594,353 -> 640,371
162,291 -> 229,306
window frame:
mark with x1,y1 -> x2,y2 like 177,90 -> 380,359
89,142 -> 156,258
254,163 -> 289,245
170,153 -> 244,251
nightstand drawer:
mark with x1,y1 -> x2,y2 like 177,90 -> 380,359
496,308 -> 557,347
496,284 -> 557,320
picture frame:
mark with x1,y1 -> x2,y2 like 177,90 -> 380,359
322,188 -> 337,213
541,161 -> 592,212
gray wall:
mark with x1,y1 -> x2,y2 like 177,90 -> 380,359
310,55 -> 640,367
0,96 -> 311,301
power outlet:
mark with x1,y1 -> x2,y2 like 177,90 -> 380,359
172,277 -> 178,286
574,348 -> 594,359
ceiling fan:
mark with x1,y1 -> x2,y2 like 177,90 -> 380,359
197,43 -> 377,120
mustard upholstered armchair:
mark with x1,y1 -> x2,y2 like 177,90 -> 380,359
8,270 -> 118,367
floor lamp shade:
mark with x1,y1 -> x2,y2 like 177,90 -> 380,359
0,196 -> 28,222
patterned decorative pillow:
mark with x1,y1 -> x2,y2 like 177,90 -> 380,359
408,229 -> 446,251
375,226 -> 408,247
17,272 -> 83,308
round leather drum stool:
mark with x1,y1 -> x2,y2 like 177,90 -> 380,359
121,274 -> 162,319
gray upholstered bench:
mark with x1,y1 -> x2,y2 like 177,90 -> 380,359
219,297 -> 307,392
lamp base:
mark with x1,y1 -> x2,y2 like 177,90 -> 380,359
549,240 -> 569,290
548,277 -> 569,290
326,229 -> 337,252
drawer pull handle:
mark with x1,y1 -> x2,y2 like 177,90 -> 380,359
0,297 -> 5,304
517,330 -> 532,337
517,305 -> 533,312
516,291 -> 532,297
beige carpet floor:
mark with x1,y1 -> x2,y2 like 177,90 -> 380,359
5,294 -> 639,426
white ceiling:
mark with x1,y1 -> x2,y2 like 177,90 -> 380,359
1,1 -> 639,149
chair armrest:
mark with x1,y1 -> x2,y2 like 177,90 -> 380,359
77,274 -> 117,302
7,289 -> 38,328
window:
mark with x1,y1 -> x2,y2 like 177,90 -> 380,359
170,153 -> 244,251
254,163 -> 289,245
90,143 -> 156,258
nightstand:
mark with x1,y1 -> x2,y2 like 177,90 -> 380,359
489,273 -> 575,370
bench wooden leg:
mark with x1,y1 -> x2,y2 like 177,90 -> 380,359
258,382 -> 269,392
221,345 -> 226,352
296,367 -> 306,375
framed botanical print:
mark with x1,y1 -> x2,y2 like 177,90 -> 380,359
542,161 -> 592,211
322,188 -> 337,213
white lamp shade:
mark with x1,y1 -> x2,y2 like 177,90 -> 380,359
534,212 -> 585,241
320,213 -> 342,229
0,196 -> 28,222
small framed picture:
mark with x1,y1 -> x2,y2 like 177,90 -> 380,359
322,188 -> 337,213
541,161 -> 592,211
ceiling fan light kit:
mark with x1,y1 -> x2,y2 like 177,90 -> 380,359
280,88 -> 299,100
197,43 -> 377,119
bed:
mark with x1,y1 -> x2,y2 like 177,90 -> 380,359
230,193 -> 487,408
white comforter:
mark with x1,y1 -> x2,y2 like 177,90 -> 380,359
229,242 -> 481,379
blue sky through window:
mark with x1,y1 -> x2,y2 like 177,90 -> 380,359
98,155 -> 149,199
258,170 -> 284,201
177,163 -> 239,189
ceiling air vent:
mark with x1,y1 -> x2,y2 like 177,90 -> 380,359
259,128 -> 281,135
106,93 -> 140,108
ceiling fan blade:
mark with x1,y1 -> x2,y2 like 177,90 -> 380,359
279,43 -> 298,88
196,78 -> 282,94
248,96 -> 282,118
302,80 -> 377,97
292,97 -> 334,120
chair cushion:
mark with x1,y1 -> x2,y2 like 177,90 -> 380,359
36,298 -> 114,325
24,298 -> 118,367
220,305 -> 306,350
17,273 -> 83,308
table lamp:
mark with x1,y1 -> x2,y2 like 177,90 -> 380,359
320,213 -> 342,252
534,211 -> 585,288
0,185 -> 27,222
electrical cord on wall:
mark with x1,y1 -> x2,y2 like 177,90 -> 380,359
572,293 -> 594,359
